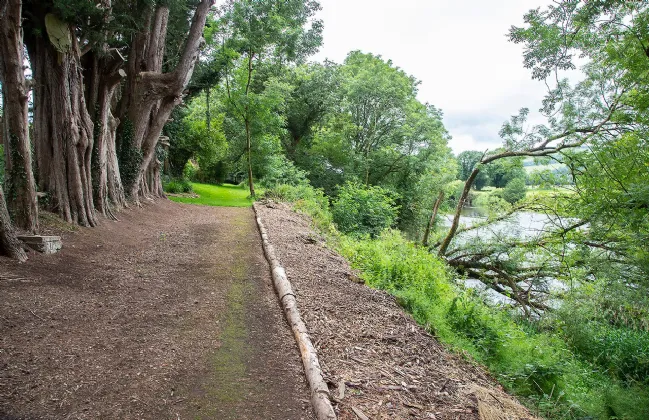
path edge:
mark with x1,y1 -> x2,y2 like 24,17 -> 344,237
253,203 -> 337,420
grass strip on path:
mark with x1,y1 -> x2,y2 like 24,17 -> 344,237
169,182 -> 254,207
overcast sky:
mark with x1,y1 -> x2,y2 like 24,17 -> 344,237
311,0 -> 550,155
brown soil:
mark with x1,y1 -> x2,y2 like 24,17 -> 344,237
0,200 -> 313,420
256,202 -> 537,420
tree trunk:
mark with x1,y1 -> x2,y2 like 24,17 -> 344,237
438,168 -> 480,256
0,0 -> 39,232
206,85 -> 211,131
27,29 -> 97,227
245,118 -> 256,197
125,0 -> 214,200
422,190 -> 444,247
106,110 -> 126,210
94,77 -> 126,216
0,184 -> 27,262
86,52 -> 127,217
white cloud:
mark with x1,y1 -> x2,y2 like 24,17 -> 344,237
448,134 -> 489,154
311,0 -> 552,155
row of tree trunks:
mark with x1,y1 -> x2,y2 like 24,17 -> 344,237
0,0 -> 214,260
0,0 -> 38,233
27,32 -> 97,227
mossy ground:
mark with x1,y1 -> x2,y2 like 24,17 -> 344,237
184,211 -> 312,419
193,213 -> 255,417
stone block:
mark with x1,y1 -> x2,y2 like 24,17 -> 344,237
17,235 -> 62,254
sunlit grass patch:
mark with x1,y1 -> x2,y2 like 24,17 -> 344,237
168,183 -> 254,207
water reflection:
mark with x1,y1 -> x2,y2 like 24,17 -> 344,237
444,208 -> 576,241
442,207 -> 579,310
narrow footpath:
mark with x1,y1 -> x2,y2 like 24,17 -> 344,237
0,201 -> 313,419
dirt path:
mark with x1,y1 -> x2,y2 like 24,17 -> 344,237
0,201 -> 313,419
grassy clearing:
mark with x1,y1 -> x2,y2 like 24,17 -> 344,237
168,183 -> 254,207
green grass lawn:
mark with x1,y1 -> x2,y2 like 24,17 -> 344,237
525,186 -> 575,199
168,182 -> 254,207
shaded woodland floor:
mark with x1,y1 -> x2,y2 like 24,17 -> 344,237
0,201 -> 313,419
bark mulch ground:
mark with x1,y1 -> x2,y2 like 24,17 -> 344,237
256,202 -> 537,420
0,200 -> 313,420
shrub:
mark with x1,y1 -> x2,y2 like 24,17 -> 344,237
261,155 -> 308,187
338,231 -> 649,419
557,293 -> 649,385
265,178 -> 649,419
182,160 -> 198,181
163,178 -> 193,194
332,182 -> 398,238
473,191 -> 511,215
501,177 -> 527,204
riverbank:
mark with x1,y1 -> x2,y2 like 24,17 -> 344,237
264,182 -> 649,420
256,201 -> 535,419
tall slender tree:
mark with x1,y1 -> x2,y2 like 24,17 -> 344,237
220,0 -> 323,196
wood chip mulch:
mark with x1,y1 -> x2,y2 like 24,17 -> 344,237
256,202 -> 537,420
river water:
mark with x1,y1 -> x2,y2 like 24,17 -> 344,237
441,208 -> 575,308
444,207 -> 574,241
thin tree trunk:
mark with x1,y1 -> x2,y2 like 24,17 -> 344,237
0,0 -> 39,232
422,190 -> 444,247
243,53 -> 256,198
245,118 -> 255,197
438,168 -> 480,256
206,85 -> 211,131
0,184 -> 27,262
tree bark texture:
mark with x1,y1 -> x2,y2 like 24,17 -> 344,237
0,184 -> 27,262
125,0 -> 213,200
27,31 -> 97,227
86,52 -> 127,216
246,118 -> 256,197
0,0 -> 39,232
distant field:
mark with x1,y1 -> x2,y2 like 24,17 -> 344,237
526,187 -> 575,198
168,183 -> 254,207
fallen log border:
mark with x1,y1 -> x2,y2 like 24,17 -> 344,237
253,203 -> 337,420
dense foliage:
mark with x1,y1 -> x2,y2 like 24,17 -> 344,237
331,182 -> 397,238
264,182 -> 649,419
